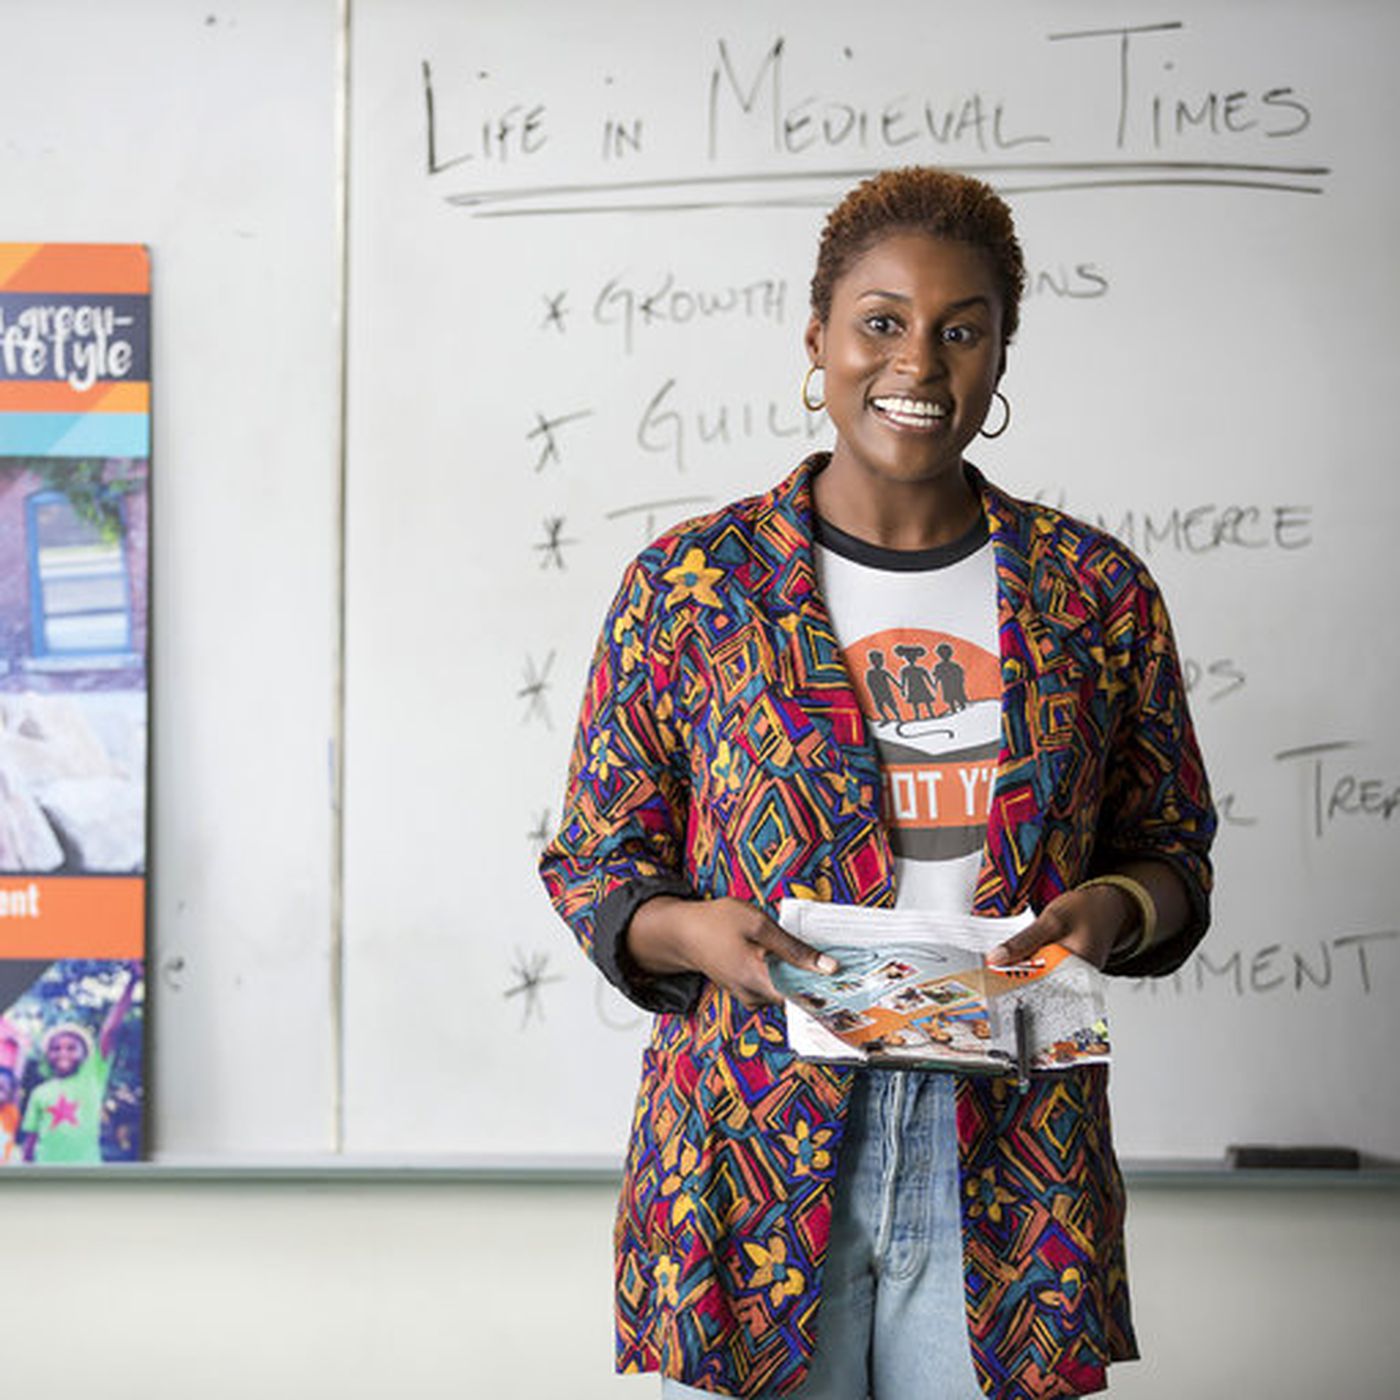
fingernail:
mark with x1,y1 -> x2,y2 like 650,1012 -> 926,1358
816,954 -> 838,975
986,947 -> 1008,966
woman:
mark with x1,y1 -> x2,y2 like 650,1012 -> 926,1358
541,168 -> 1215,1399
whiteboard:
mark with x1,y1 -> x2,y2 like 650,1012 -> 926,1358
336,0 -> 1400,1164
0,0 -> 343,1155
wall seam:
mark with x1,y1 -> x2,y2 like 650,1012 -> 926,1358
329,0 -> 353,1154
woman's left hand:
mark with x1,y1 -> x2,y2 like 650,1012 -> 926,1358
985,882 -> 1137,971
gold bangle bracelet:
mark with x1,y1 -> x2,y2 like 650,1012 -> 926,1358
1078,873 -> 1157,962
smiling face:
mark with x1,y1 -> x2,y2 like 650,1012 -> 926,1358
45,1032 -> 87,1077
806,231 -> 1005,497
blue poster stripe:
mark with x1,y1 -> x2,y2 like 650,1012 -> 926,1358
0,412 -> 149,457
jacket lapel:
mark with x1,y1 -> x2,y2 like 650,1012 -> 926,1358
748,461 -> 885,829
978,473 -> 1093,908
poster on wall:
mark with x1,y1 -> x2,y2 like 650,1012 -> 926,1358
0,244 -> 148,1164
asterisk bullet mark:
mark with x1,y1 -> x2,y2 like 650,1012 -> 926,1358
541,290 -> 570,332
534,516 -> 577,570
528,408 -> 593,472
519,650 -> 556,727
504,949 -> 565,1025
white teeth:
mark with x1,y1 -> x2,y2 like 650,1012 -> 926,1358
872,396 -> 947,420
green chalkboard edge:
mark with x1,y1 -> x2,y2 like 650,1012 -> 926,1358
0,1157 -> 1397,1187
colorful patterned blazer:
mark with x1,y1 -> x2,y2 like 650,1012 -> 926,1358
540,455 -> 1215,1399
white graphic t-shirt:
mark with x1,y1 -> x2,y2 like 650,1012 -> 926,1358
815,513 -> 1000,914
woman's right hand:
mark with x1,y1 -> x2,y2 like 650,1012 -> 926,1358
627,895 -> 837,1010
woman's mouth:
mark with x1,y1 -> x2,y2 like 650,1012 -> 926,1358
870,396 -> 949,430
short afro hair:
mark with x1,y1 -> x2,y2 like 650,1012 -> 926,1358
810,167 -> 1026,343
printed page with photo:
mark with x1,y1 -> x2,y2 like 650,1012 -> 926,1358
773,900 -> 1111,1075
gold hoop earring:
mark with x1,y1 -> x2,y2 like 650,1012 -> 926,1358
979,389 -> 1011,439
801,365 -> 826,412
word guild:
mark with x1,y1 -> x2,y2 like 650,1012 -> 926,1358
636,377 -> 828,472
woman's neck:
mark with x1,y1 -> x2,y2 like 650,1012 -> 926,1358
811,455 -> 983,551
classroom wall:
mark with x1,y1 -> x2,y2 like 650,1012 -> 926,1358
0,1179 -> 1396,1398
0,0 -> 345,1155
4,6 -> 1397,1396
7,0 -> 1396,1164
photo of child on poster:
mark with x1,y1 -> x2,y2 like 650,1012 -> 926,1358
0,962 -> 143,1164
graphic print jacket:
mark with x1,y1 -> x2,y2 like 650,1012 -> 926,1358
540,456 -> 1215,1399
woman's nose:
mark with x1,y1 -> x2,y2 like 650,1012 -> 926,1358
892,333 -> 943,381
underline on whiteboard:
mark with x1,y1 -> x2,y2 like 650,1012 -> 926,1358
605,494 -> 715,520
973,176 -> 1324,197
1046,22 -> 1183,40
469,181 -> 1324,217
1274,740 -> 1358,762
442,160 -> 1332,215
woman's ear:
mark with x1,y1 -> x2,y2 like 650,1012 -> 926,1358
996,344 -> 1008,383
804,315 -> 825,365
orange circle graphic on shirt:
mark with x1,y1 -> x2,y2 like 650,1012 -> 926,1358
847,629 -> 1000,723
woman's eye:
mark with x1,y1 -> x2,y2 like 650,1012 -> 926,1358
863,313 -> 900,335
942,324 -> 982,345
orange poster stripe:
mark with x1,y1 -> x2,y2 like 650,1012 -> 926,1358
0,244 -> 44,289
0,381 -> 149,413
0,877 -> 144,960
0,244 -> 149,294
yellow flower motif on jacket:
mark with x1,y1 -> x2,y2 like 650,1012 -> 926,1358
778,1118 -> 834,1178
743,1236 -> 805,1308
787,872 -> 833,903
588,732 -> 619,781
655,1252 -> 681,1308
663,547 -> 724,609
710,740 -> 746,795
612,601 -> 647,674
965,1166 -> 1017,1224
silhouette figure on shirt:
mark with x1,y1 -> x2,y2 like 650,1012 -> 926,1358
932,643 -> 969,714
864,650 -> 902,724
894,644 -> 937,720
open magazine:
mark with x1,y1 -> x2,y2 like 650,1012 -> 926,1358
771,900 -> 1110,1077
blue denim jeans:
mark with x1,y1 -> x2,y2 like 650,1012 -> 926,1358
663,1070 -> 985,1399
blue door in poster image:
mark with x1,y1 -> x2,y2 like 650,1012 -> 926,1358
24,488 -> 132,659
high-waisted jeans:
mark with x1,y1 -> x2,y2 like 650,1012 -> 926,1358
662,1069 -> 985,1399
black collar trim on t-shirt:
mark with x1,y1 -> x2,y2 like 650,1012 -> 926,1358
813,510 -> 990,572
